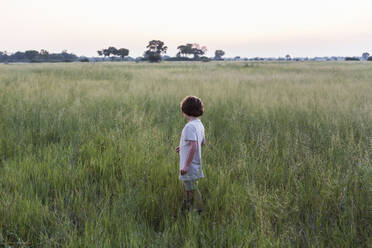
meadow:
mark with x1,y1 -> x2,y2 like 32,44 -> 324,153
0,61 -> 371,247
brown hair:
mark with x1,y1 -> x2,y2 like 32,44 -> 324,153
180,96 -> 204,117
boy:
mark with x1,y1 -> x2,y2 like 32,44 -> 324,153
175,96 -> 205,214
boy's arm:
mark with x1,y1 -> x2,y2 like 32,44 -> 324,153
202,137 -> 206,146
180,141 -> 197,175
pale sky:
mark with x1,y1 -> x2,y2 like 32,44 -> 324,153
1,0 -> 372,57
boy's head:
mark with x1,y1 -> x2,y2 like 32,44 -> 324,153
180,96 -> 204,117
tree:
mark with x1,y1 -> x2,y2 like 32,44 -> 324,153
97,50 -> 103,57
13,51 -> 26,61
60,50 -> 78,62
285,54 -> 291,60
214,50 -> 225,60
176,45 -> 186,57
117,48 -> 129,60
40,49 -> 49,61
103,49 -> 110,60
25,50 -> 40,61
144,40 -> 168,62
176,43 -> 207,59
40,49 -> 49,56
362,52 -> 370,60
177,44 -> 193,57
191,44 -> 207,59
107,46 -> 118,59
0,51 -> 9,62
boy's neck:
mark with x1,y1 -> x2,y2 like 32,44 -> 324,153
186,116 -> 198,122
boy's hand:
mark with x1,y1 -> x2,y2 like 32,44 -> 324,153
180,141 -> 197,176
180,166 -> 189,175
175,146 -> 180,153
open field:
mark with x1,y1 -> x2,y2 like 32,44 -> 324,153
0,61 -> 371,247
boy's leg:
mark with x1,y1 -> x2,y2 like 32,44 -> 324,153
181,180 -> 203,214
195,189 -> 203,213
186,190 -> 194,209
182,181 -> 195,212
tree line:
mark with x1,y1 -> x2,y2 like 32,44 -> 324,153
5,39 -> 369,63
97,40 -> 226,62
0,50 -> 78,63
0,39 -> 225,63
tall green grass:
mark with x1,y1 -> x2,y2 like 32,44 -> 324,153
0,62 -> 371,247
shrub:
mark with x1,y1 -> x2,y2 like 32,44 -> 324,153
345,57 -> 360,61
144,51 -> 161,63
164,57 -> 192,61
79,57 -> 90,62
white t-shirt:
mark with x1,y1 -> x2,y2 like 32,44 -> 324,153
179,118 -> 205,181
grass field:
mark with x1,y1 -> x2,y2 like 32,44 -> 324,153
0,61 -> 371,247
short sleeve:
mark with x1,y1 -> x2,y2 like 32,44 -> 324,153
184,124 -> 197,141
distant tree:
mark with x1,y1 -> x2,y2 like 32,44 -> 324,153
144,40 -> 168,62
25,50 -> 40,61
177,44 -> 193,57
117,48 -> 129,60
60,50 -> 78,62
214,50 -> 225,60
108,46 -> 118,59
98,47 -> 124,61
40,49 -> 49,61
103,49 -> 110,60
0,51 -> 9,62
40,49 -> 49,56
362,52 -> 370,60
191,44 -> 207,59
176,43 -> 207,59
176,45 -> 185,57
285,54 -> 291,60
368,56 -> 372,61
13,51 -> 26,61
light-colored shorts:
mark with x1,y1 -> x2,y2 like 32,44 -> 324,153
182,180 -> 198,191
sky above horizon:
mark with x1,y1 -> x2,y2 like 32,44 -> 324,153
1,0 -> 372,58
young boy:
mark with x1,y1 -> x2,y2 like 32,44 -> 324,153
175,96 -> 205,214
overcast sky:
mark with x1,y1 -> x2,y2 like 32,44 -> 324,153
1,0 -> 372,57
